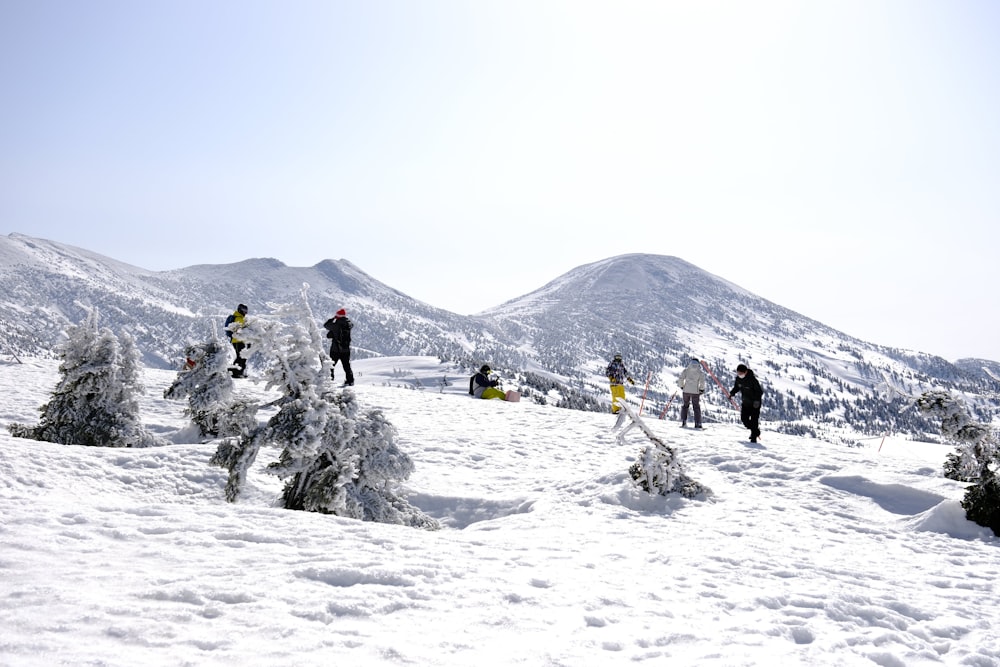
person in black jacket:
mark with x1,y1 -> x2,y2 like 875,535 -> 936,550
323,308 -> 354,386
730,363 -> 763,442
469,364 -> 506,400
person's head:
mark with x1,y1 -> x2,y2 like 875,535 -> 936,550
613,353 -> 622,362
480,364 -> 491,374
335,308 -> 347,318
736,363 -> 748,377
237,304 -> 248,315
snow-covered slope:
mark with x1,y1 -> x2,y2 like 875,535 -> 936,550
0,356 -> 997,666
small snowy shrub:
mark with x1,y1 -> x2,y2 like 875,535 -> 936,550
8,308 -> 164,448
628,441 -> 709,499
917,390 -> 1000,536
614,404 -> 710,499
164,338 -> 257,438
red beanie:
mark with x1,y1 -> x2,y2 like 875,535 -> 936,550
336,308 -> 347,318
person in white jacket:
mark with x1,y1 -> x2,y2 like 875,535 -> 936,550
677,357 -> 706,428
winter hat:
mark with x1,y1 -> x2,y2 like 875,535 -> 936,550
736,364 -> 748,373
335,308 -> 347,318
237,304 -> 248,315
480,365 -> 491,373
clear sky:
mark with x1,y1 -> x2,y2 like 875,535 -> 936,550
2,1 -> 998,361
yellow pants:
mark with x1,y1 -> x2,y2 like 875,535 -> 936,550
610,383 -> 625,413
482,387 -> 507,400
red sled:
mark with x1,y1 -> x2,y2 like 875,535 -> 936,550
505,390 -> 520,402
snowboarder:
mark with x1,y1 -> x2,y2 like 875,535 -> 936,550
323,308 -> 354,386
677,357 -> 706,428
470,364 -> 506,400
224,304 -> 249,378
730,363 -> 763,442
605,353 -> 634,414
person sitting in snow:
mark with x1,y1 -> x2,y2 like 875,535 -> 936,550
469,364 -> 506,400
605,353 -> 634,414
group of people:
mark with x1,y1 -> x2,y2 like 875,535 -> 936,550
606,354 -> 763,443
224,303 -> 355,387
222,303 -> 762,439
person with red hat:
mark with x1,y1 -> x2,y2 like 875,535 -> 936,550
323,308 -> 354,386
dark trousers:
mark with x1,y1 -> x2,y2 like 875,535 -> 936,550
680,392 -> 702,426
232,342 -> 247,376
331,345 -> 354,384
741,403 -> 761,440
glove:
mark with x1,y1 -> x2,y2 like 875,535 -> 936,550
699,390 -> 704,394
628,378 -> 635,385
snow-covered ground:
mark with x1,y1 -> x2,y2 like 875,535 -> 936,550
1,356 -> 997,666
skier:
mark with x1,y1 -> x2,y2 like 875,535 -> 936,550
224,304 -> 249,378
323,308 -> 354,386
677,357 -> 706,428
605,353 -> 634,414
469,364 -> 506,400
730,363 -> 763,442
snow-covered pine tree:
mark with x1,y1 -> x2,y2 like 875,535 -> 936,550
613,403 -> 710,499
917,389 -> 1000,536
164,335 -> 257,439
8,308 -> 165,448
271,390 -> 439,528
212,285 -> 438,529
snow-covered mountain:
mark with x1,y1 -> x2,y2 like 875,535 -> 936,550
2,233 -> 997,438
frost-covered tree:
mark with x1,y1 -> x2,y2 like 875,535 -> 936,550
211,285 -> 438,529
614,404 -> 711,499
8,308 -> 165,448
270,390 -> 438,528
917,389 -> 1000,536
163,335 -> 257,439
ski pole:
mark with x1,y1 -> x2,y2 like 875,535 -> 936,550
659,391 -> 678,419
701,360 -> 739,410
638,371 -> 652,416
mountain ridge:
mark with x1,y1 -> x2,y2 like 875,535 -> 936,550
2,232 -> 998,439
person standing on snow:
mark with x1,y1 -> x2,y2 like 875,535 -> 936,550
224,303 -> 249,378
605,353 -> 634,414
677,357 -> 706,428
730,363 -> 763,442
324,308 -> 354,386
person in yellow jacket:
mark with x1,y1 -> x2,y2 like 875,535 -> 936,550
224,304 -> 248,378
605,353 -> 634,413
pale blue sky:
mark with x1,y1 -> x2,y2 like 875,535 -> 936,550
2,1 -> 998,360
